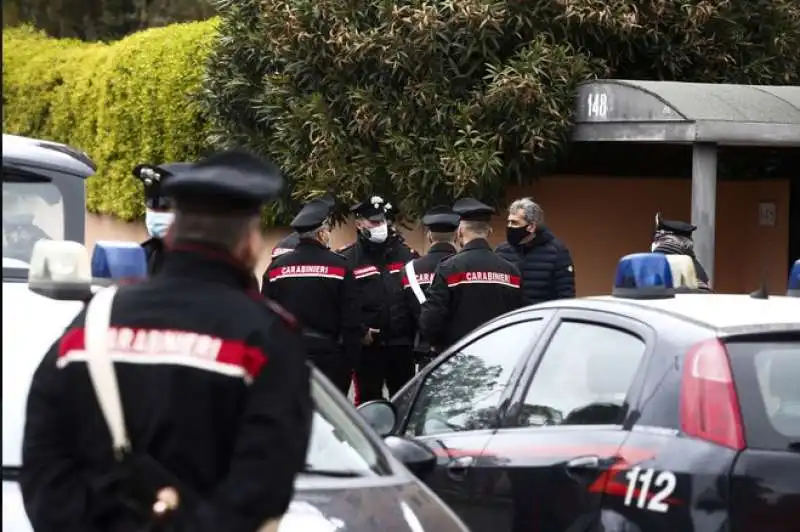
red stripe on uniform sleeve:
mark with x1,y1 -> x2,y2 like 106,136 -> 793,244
402,275 -> 410,287
58,327 -> 85,357
446,272 -> 467,286
57,327 -> 268,380
328,267 -> 346,277
216,341 -> 268,380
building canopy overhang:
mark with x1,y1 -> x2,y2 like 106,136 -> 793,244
572,80 -> 800,147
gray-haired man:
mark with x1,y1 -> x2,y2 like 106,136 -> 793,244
495,197 -> 575,304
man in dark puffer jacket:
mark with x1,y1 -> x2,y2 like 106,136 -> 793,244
495,197 -> 576,305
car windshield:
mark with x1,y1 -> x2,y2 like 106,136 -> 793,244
305,374 -> 384,476
2,181 -> 64,269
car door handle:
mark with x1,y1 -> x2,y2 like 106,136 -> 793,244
446,455 -> 475,481
566,455 -> 600,479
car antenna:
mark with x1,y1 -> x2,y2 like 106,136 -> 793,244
750,268 -> 769,300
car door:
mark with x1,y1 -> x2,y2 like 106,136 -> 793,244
395,313 -> 554,531
481,310 -> 655,532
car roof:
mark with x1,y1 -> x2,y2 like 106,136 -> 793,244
589,294 -> 800,333
2,134 -> 95,178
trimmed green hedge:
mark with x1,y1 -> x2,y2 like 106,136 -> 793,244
3,20 -> 217,221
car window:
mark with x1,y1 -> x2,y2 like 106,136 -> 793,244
726,337 -> 800,448
405,319 -> 544,437
306,374 -> 386,476
2,180 -> 64,269
520,320 -> 646,427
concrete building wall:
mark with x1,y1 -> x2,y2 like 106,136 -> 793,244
86,176 -> 791,294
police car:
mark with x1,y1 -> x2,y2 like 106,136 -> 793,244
3,135 -> 468,532
359,254 -> 800,532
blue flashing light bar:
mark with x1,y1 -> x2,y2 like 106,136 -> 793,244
91,241 -> 147,281
613,253 -> 675,299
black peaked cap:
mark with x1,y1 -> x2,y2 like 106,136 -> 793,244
132,162 -> 194,208
291,198 -> 333,232
160,149 -> 284,214
350,195 -> 388,221
655,212 -> 696,238
452,197 -> 495,222
422,205 -> 460,232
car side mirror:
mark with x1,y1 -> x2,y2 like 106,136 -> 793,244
357,399 -> 397,437
382,436 -> 437,479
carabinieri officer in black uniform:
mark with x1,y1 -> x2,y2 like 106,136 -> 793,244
339,195 -> 417,404
132,162 -> 194,275
21,150 -> 313,532
419,198 -> 523,350
263,198 -> 361,395
401,206 -> 460,366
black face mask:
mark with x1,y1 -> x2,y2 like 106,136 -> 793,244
506,226 -> 530,246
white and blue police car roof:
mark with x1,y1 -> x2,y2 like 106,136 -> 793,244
28,240 -> 149,301
91,241 -> 148,282
788,259 -> 800,297
612,252 -> 676,299
28,240 -> 93,300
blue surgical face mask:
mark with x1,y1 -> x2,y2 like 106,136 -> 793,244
145,209 -> 174,239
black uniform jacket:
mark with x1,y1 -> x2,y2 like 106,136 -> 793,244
419,238 -> 523,348
20,244 -> 313,532
339,234 -> 416,347
401,242 -> 457,326
263,238 -> 361,365
140,236 -> 166,276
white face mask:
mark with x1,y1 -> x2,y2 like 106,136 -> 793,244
367,222 -> 388,244
145,209 -> 174,239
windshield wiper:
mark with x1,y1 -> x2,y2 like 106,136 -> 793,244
302,467 -> 366,478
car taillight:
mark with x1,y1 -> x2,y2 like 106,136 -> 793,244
680,339 -> 745,450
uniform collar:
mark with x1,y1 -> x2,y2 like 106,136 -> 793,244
296,238 -> 329,251
142,236 -> 164,249
461,238 -> 491,252
160,240 -> 261,295
428,242 -> 457,254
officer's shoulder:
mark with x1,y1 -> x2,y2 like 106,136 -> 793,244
324,247 -> 349,264
405,245 -> 420,259
140,237 -> 159,251
493,252 -> 521,274
267,251 -> 293,268
336,242 -> 355,256
494,241 -> 514,253
396,239 -> 419,258
437,253 -> 459,269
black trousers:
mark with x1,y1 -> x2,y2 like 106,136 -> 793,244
355,345 -> 415,404
310,354 -> 351,396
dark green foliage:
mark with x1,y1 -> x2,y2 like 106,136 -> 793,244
2,0 -> 215,41
202,0 -> 800,222
3,22 -> 217,220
